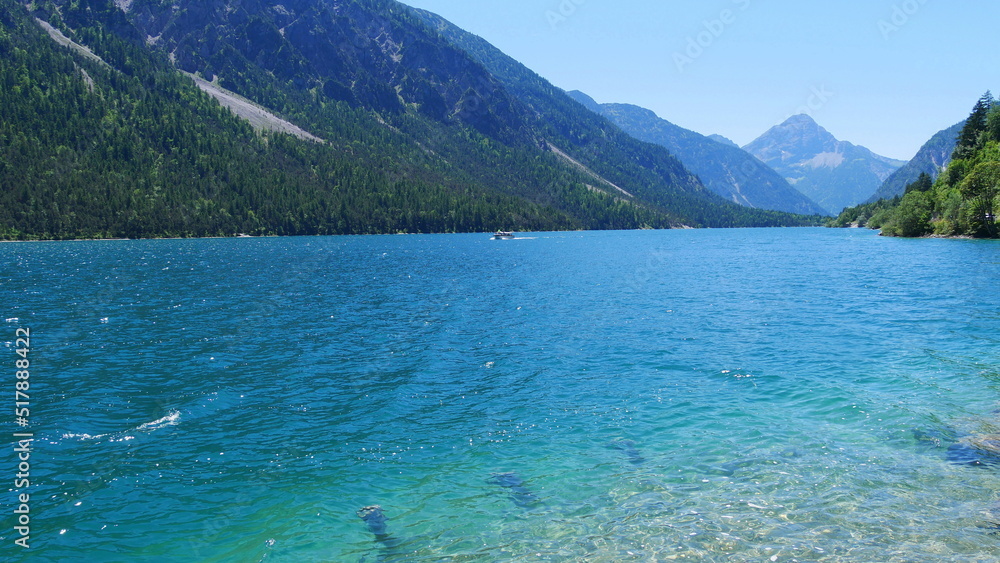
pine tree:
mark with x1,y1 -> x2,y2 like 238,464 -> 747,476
903,172 -> 934,194
986,104 -> 1000,144
953,91 -> 996,160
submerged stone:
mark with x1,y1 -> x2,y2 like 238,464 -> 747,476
488,472 -> 541,508
607,439 -> 646,465
357,505 -> 389,538
946,436 -> 1000,468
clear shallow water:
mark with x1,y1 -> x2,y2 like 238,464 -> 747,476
3,228 -> 1000,562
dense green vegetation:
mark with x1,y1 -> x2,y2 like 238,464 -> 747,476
830,93 -> 1000,238
0,1 -> 653,239
1,0 -> 821,240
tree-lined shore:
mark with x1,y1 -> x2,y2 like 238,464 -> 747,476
831,92 -> 1000,239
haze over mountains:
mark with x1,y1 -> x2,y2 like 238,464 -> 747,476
565,91 -> 827,216
743,115 -> 907,214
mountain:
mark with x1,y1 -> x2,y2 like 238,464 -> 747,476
566,90 -> 602,114
564,91 -> 827,216
866,121 -> 963,203
708,134 -> 739,148
1,0 -> 821,240
1,0 -> 585,238
405,7 -> 823,228
743,115 -> 907,214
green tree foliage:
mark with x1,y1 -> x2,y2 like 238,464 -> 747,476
827,196 -> 899,228
903,172 -> 933,194
959,161 -> 1000,237
953,91 -> 995,160
831,94 -> 1000,238
880,191 -> 932,237
987,104 -> 1000,143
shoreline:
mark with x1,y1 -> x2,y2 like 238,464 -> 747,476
0,234 -> 278,243
0,225 -> 833,243
837,225 -> 994,240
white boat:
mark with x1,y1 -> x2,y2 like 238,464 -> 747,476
492,231 -> 515,239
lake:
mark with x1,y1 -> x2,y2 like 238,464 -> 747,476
3,228 -> 1000,561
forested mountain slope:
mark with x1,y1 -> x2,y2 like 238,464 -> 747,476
0,0 -> 820,239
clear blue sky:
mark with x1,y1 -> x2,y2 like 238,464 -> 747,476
399,0 -> 999,161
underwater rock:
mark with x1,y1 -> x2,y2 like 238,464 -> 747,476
945,434 -> 1000,468
358,505 -> 387,534
488,472 -> 541,508
607,439 -> 646,465
912,426 -> 959,449
357,505 -> 393,543
967,434 -> 1000,454
357,505 -> 408,561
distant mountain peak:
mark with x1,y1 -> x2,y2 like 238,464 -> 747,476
565,93 -> 828,215
744,115 -> 906,214
784,113 -> 818,125
748,115 -> 839,162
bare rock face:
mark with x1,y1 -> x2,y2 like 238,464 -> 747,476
119,0 -> 534,143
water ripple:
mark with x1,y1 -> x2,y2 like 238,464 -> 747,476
4,230 -> 1000,561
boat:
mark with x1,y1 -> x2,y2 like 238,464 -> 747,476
492,231 -> 515,240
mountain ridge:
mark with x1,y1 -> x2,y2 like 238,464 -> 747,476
744,114 -> 906,214
708,134 -> 739,148
866,121 -> 963,203
1,0 -> 822,239
564,91 -> 828,216
408,6 -> 823,227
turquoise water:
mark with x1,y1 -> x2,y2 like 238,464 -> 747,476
3,228 -> 1000,561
